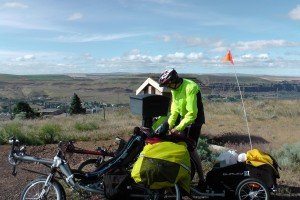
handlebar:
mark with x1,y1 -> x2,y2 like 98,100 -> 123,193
8,136 -> 55,176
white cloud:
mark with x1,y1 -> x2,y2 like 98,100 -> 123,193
288,5 -> 300,20
160,35 -> 171,42
257,53 -> 269,60
2,2 -> 28,9
16,54 -> 35,61
160,34 -> 224,48
186,52 -> 203,60
211,47 -> 228,53
54,33 -> 140,43
234,40 -> 299,50
1,48 -> 300,75
125,49 -> 140,55
241,54 -> 254,60
160,35 -> 300,52
67,13 -> 83,21
166,52 -> 185,59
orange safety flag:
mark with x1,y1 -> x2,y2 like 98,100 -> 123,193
223,50 -> 234,65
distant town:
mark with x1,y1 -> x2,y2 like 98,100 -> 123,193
1,73 -> 300,121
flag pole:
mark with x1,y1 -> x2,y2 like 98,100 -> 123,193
224,50 -> 253,150
232,65 -> 253,150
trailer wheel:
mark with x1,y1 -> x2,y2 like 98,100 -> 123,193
235,178 -> 270,200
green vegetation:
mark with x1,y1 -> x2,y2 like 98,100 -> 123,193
273,141 -> 300,171
38,123 -> 63,144
22,74 -> 75,81
69,93 -> 86,115
0,122 -> 41,145
13,101 -> 35,119
0,108 -> 141,145
74,121 -> 99,131
0,74 -> 75,81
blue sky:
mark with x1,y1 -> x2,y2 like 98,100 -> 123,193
1,0 -> 300,76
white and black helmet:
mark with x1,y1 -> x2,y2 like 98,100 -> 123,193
159,68 -> 179,87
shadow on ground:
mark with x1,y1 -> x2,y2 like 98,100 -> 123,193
206,132 -> 269,146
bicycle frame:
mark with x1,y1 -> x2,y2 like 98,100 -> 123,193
60,137 -> 126,157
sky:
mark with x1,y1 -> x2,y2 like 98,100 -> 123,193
1,0 -> 300,76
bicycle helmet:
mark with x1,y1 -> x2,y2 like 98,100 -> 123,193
159,68 -> 179,87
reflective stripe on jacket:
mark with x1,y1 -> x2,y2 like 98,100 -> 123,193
168,78 -> 200,131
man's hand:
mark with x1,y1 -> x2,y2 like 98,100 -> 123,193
170,128 -> 179,134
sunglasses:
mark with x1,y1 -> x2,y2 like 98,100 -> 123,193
167,82 -> 177,89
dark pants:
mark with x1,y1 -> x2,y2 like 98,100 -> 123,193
184,123 -> 203,145
181,123 -> 205,182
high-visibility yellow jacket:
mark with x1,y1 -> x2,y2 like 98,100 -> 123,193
168,78 -> 200,131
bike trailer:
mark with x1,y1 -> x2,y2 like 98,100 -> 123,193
206,149 -> 280,193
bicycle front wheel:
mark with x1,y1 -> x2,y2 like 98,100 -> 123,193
21,177 -> 65,200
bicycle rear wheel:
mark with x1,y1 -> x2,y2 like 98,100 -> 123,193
235,178 -> 270,200
78,158 -> 103,172
21,177 -> 65,200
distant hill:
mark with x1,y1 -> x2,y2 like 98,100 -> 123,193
0,73 -> 299,104
0,74 -> 75,81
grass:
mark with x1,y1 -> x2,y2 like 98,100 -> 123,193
0,107 -> 141,144
202,100 -> 300,149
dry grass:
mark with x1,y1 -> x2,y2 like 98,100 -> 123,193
203,99 -> 300,151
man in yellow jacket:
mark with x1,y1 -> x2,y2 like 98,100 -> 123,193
159,68 -> 206,190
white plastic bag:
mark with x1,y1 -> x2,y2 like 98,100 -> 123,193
216,150 -> 238,167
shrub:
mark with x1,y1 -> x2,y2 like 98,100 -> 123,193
0,123 -> 42,145
272,141 -> 300,170
74,121 -> 98,131
0,122 -> 22,144
38,123 -> 62,144
12,101 -> 35,119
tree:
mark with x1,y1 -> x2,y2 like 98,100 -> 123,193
13,101 -> 35,119
69,93 -> 86,115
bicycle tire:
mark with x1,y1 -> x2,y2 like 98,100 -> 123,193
235,178 -> 270,200
190,158 -> 196,181
78,158 -> 102,172
21,177 -> 65,200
